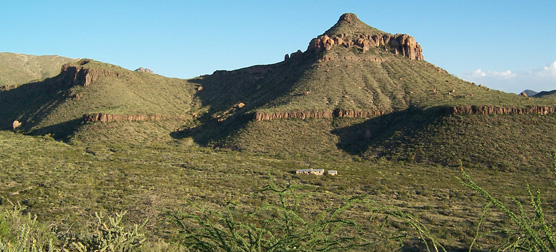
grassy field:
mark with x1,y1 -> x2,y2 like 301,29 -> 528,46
1,130 -> 555,250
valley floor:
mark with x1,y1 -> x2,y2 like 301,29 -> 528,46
1,130 -> 555,251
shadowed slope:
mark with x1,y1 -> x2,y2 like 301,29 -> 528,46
0,59 -> 196,140
333,108 -> 556,170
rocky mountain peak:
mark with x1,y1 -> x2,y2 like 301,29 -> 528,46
337,13 -> 360,25
304,13 -> 424,61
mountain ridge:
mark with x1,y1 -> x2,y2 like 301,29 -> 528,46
0,13 -> 554,169
176,13 -> 556,168
534,89 -> 556,99
0,52 -> 76,87
0,58 -> 196,140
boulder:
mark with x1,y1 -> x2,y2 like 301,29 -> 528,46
12,120 -> 21,131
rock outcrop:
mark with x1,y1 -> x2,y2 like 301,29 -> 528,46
252,105 -> 556,122
305,13 -> 424,61
448,105 -> 556,115
135,67 -> 154,74
254,111 -> 334,121
60,65 -> 94,87
82,113 -> 185,123
12,120 -> 21,131
253,108 -> 390,121
58,62 -> 120,88
307,33 -> 424,61
334,109 -> 388,118
284,50 -> 303,61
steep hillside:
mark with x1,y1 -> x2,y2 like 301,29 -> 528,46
0,59 -> 197,140
175,13 -> 556,168
0,53 -> 75,87
188,13 -> 551,122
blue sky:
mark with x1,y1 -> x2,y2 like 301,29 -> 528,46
1,1 -> 555,93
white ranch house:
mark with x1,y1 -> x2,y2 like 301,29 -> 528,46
296,168 -> 337,176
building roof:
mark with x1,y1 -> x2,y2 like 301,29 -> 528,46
296,169 -> 324,172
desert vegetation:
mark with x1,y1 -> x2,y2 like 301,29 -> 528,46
2,12 -> 556,252
1,130 -> 555,251
0,53 -> 74,88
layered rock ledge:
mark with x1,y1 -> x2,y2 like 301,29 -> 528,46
448,105 -> 556,115
253,105 -> 556,122
253,109 -> 390,121
82,113 -> 185,123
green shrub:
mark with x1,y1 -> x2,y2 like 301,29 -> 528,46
71,211 -> 147,252
0,203 -> 147,252
0,202 -> 56,252
459,153 -> 556,251
172,174 -> 444,251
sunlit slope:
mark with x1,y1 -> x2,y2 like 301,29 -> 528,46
177,13 -> 556,168
0,52 -> 75,87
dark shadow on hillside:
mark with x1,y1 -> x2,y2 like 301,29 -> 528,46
0,73 -> 84,140
0,79 -> 61,130
188,54 -> 315,113
173,52 -> 320,146
534,89 -> 556,99
170,112 -> 253,148
332,107 -> 449,158
31,118 -> 83,141
336,107 -> 556,169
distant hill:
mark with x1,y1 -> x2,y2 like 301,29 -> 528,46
0,59 -> 197,140
522,89 -> 538,97
0,53 -> 75,87
534,90 -> 556,99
